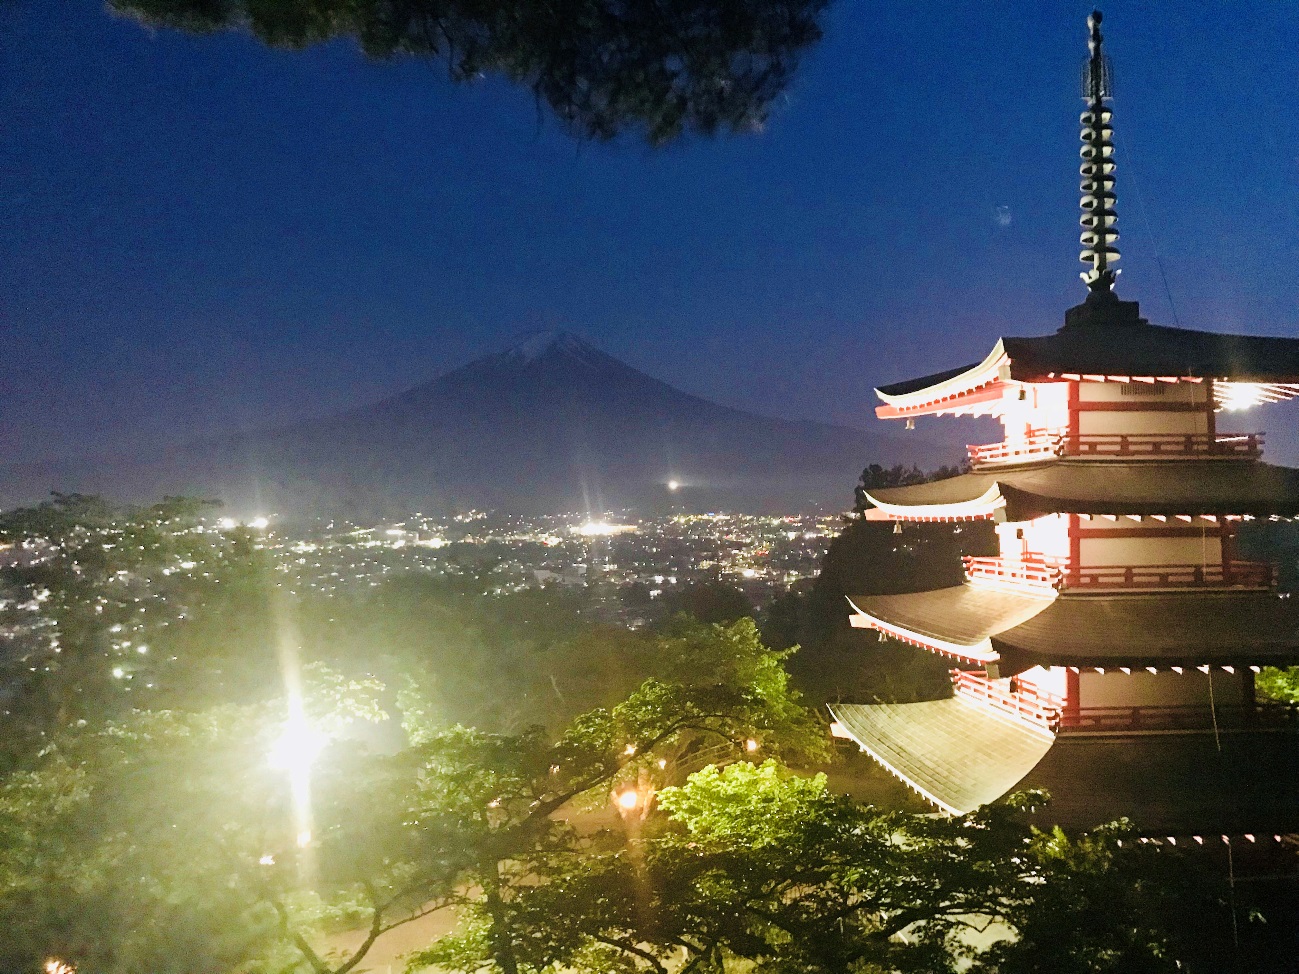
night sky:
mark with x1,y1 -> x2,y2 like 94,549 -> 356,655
3,1 -> 1298,467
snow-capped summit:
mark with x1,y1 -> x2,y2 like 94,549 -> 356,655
503,330 -> 604,366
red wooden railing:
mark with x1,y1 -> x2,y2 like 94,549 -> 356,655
966,430 -> 1064,466
968,430 -> 1263,467
1066,561 -> 1275,590
963,555 -> 1065,590
1067,432 -> 1263,458
966,556 -> 1273,592
952,670 -> 1063,729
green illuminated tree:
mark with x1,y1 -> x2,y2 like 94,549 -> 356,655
0,667 -> 397,974
0,621 -> 826,974
109,0 -> 828,144
478,764 -> 1225,974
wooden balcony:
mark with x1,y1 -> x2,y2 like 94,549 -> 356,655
967,430 -> 1064,467
968,430 -> 1263,468
1065,432 -> 1263,459
952,669 -> 1063,730
1066,561 -> 1275,591
965,555 -> 1274,593
963,555 -> 1065,591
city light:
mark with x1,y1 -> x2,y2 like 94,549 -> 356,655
667,480 -> 680,491
615,789 -> 639,811
268,712 -> 326,774
249,516 -> 270,530
573,521 -> 635,537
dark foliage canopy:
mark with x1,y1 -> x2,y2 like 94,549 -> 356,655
658,579 -> 753,625
110,0 -> 829,143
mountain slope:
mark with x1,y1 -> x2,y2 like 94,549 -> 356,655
3,332 -> 949,515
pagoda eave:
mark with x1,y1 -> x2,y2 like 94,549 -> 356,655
851,586 -> 1299,670
861,482 -> 1004,522
873,326 -> 1299,423
866,461 -> 1299,521
846,587 -> 1055,666
874,342 -> 1009,419
874,381 -> 1012,420
828,699 -> 1055,816
1001,325 -> 1299,389
995,590 -> 1299,669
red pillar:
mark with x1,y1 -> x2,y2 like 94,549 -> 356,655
1064,667 -> 1081,727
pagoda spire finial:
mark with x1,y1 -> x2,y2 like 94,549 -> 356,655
1079,9 -> 1119,296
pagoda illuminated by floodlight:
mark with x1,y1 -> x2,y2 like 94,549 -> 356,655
830,11 -> 1299,833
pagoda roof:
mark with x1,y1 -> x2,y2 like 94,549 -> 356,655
849,586 -> 1299,670
846,587 -> 1055,663
877,362 -> 984,398
1001,321 -> 1299,385
833,698 -> 1299,832
875,321 -> 1299,418
863,459 -> 1299,520
828,698 -> 1054,816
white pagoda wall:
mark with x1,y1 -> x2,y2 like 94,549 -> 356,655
1019,664 -> 1068,699
1078,531 -> 1223,569
1077,669 -> 1248,709
998,382 -> 1071,437
1075,380 -> 1211,438
995,514 -> 1225,571
996,515 -> 1069,562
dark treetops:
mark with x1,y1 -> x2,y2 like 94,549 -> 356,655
110,0 -> 830,144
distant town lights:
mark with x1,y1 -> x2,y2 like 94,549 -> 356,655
573,521 -> 635,537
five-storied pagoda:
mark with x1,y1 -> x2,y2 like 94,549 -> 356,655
830,11 -> 1299,837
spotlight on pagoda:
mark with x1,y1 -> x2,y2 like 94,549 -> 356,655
1219,383 -> 1264,412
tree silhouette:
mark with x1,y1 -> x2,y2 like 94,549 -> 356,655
110,0 -> 829,144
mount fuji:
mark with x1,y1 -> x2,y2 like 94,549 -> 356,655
3,332 -> 949,516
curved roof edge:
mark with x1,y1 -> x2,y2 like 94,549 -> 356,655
874,341 -> 1008,418
866,461 -> 1299,520
861,482 -> 1005,521
828,700 -> 1056,816
846,591 -> 1040,664
871,323 -> 1299,422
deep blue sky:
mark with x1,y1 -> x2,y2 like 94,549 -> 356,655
3,0 -> 1298,465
